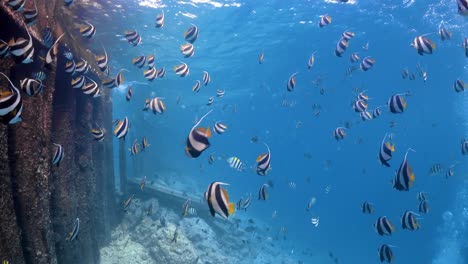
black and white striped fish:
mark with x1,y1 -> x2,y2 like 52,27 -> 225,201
411,35 -> 435,55
113,117 -> 129,140
71,75 -> 85,89
65,60 -> 75,74
144,97 -> 166,114
256,143 -> 271,176
42,27 -> 54,48
192,80 -> 201,92
461,139 -> 468,155
157,67 -> 166,78
63,51 -> 73,60
132,55 -> 146,68
182,198 -> 191,216
129,139 -> 140,156
286,72 -> 297,91
353,99 -> 368,112
174,62 -> 189,77
237,193 -> 252,211
342,30 -> 355,41
10,26 -> 34,64
418,200 -> 429,214
124,30 -> 142,46
333,127 -> 346,140
144,67 -> 158,81
318,15 -> 332,28
0,72 -> 23,124
306,197 -> 316,211
417,192 -> 427,202
90,124 -> 105,141
360,111 -> 372,121
202,71 -> 210,86
31,71 -> 46,81
74,59 -> 89,74
335,38 -> 349,57
393,149 -> 416,191
350,52 -> 359,63
387,93 -> 408,114
258,183 -> 268,200
374,216 -> 395,236
147,54 -> 155,68
446,165 -> 455,178
361,201 -> 374,214
438,27 -> 452,40
155,11 -> 164,28
401,210 -> 420,231
379,133 -> 395,167
213,121 -> 227,134
184,25 -> 199,43
123,194 -> 134,211
372,106 -> 384,118
95,45 -> 109,75
23,0 -> 38,25
457,0 -> 468,16
185,110 -> 212,158
226,157 -> 245,171
206,96 -> 214,106
66,218 -> 80,241
378,244 -> 394,263
82,76 -> 100,98
205,182 -> 235,219
102,78 -> 116,89
216,89 -> 225,97
428,163 -> 442,176
79,21 -> 96,38
141,137 -> 150,151
126,86 -> 133,102
464,38 -> 468,57
360,56 -> 375,71
20,78 -> 43,96
307,51 -> 317,69
259,51 -> 264,64
45,33 -> 65,66
180,43 -> 194,58
401,69 -> 409,79
114,69 -> 127,87
52,143 -> 64,167
7,0 -> 25,11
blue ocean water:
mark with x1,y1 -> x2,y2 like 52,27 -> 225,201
93,0 -> 468,262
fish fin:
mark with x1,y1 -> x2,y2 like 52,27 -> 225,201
432,43 -> 436,49
222,187 -> 230,201
256,153 -> 265,162
205,127 -> 212,137
0,91 -> 13,98
409,173 -> 415,182
228,203 -> 235,215
8,38 -> 15,46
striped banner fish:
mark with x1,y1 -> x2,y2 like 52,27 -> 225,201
256,143 -> 272,176
411,34 -> 435,55
213,121 -> 227,134
10,26 -> 34,64
185,110 -> 212,158
361,201 -> 374,214
378,133 -> 395,167
66,218 -> 80,241
113,117 -> 129,140
378,244 -> 394,263
79,21 -> 96,38
333,127 -> 346,140
318,15 -> 332,28
90,124 -> 105,142
0,72 -> 23,124
155,11 -> 164,28
184,25 -> 199,43
401,210 -> 420,231
393,148 -> 416,191
52,143 -> 64,167
374,216 -> 395,236
458,0 -> 468,16
180,43 -> 194,58
205,182 -> 235,219
258,183 -> 268,200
